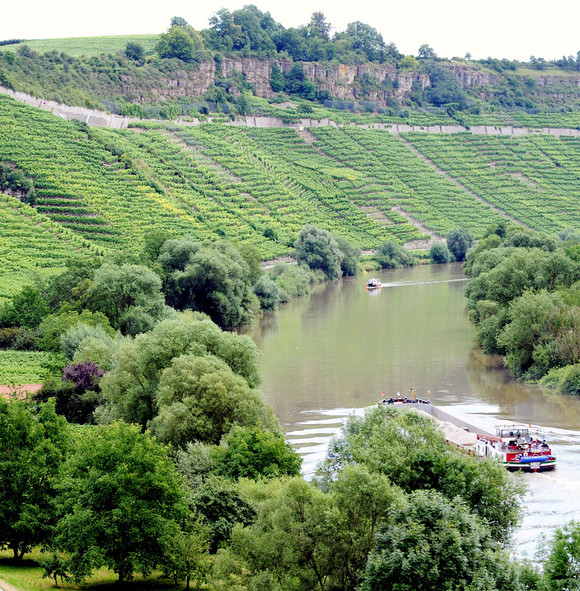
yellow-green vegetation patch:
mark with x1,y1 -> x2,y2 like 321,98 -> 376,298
0,193 -> 96,301
0,351 -> 55,385
4,35 -> 160,57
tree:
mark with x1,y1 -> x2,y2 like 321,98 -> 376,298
98,313 -> 263,428
361,491 -> 501,591
399,55 -> 419,70
295,225 -> 344,279
270,63 -> 285,92
125,41 -> 144,62
54,422 -> 187,583
0,399 -> 69,560
344,22 -> 387,62
150,354 -> 278,447
308,12 -> 332,41
157,27 -> 196,62
542,521 -> 580,591
418,43 -> 437,59
376,241 -> 414,269
161,523 -> 211,591
0,285 -> 49,329
170,16 -> 188,28
253,275 -> 281,310
334,235 -> 360,276
318,406 -> 522,543
326,465 -> 402,590
213,426 -> 302,480
38,309 -> 113,353
430,241 -> 451,263
159,238 -> 258,330
498,289 -> 573,379
213,477 -> 336,590
87,263 -> 166,334
35,361 -> 105,424
185,473 -> 256,554
446,227 -> 473,262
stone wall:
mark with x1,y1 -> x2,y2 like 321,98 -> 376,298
2,84 -> 579,137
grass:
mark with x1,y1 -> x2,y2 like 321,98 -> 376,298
0,550 -> 181,591
3,35 -> 160,58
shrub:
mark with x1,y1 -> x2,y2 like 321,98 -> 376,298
430,241 -> 451,264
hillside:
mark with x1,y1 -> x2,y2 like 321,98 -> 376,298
1,10 -> 579,126
1,92 -> 579,301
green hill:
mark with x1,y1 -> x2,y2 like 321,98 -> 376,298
1,91 -> 579,302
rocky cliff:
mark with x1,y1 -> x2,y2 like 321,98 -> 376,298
144,57 -> 580,106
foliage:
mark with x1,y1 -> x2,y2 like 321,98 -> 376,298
186,474 -> 256,554
98,312 -> 264,431
35,361 -> 105,424
542,520 -> 580,591
124,41 -> 144,62
0,399 -> 70,560
0,285 -> 49,329
361,490 -> 503,591
295,224 -> 344,279
253,274 -> 281,311
151,353 -> 278,447
87,263 -> 167,335
159,237 -> 258,329
498,290 -> 580,379
318,406 -> 522,543
376,240 -> 414,269
37,309 -> 113,353
212,477 -> 336,590
213,426 -> 302,480
540,363 -> 580,396
334,235 -> 361,276
59,322 -> 114,360
430,241 -> 451,263
157,27 -> 196,63
447,226 -> 473,262
54,422 -> 187,583
271,263 -> 314,302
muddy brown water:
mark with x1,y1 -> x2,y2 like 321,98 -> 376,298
243,263 -> 580,558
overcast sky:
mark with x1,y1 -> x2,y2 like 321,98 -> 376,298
2,0 -> 579,62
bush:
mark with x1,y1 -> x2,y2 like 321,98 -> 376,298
376,241 -> 414,269
294,225 -> 344,279
253,275 -> 281,311
446,227 -> 473,262
540,364 -> 580,396
430,241 -> 451,264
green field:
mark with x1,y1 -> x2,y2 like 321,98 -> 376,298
0,351 -> 57,385
3,35 -> 160,57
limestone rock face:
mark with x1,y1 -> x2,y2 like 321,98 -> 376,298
130,57 -> 580,106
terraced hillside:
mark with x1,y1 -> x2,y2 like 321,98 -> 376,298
1,94 -> 579,300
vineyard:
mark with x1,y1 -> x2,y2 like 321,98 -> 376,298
401,132 -> 580,233
0,350 -> 56,384
1,93 -> 579,304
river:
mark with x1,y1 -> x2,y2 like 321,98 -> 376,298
243,263 -> 580,558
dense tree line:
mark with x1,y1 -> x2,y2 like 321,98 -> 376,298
2,224 -> 580,587
5,394 -> 580,589
464,224 -> 580,395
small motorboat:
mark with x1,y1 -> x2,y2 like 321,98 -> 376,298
366,277 -> 382,289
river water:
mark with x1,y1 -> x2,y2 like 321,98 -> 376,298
243,263 -> 580,558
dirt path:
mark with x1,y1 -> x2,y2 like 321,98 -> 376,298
0,577 -> 20,591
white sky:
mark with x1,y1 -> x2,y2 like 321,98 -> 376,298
2,0 -> 579,62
